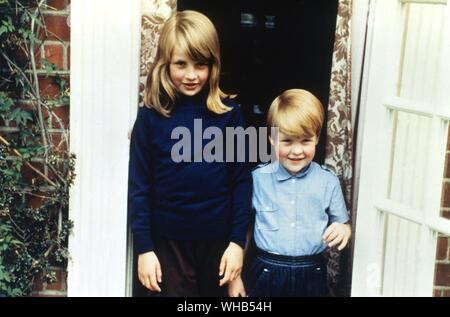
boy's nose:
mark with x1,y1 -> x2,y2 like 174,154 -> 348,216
291,145 -> 304,155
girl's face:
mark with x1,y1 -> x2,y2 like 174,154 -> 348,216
270,131 -> 318,175
169,47 -> 210,97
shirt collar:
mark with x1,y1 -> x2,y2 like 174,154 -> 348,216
274,161 -> 313,181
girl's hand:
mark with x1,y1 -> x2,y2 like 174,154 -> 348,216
138,251 -> 162,292
219,242 -> 243,286
323,222 -> 351,250
228,275 -> 246,297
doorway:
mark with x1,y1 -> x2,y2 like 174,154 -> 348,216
131,0 -> 339,297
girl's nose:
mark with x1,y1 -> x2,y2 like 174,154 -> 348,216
185,69 -> 197,80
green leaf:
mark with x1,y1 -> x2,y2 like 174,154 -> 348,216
8,108 -> 33,127
0,25 -> 8,36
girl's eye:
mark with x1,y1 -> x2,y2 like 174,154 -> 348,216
196,62 -> 208,68
174,61 -> 186,67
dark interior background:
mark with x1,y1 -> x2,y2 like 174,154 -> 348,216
133,0 -> 338,296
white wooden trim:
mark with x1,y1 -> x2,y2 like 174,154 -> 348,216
352,0 -> 450,296
68,0 -> 141,296
383,97 -> 450,119
351,0 -> 404,296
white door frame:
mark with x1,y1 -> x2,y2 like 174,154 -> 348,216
68,0 -> 141,296
352,0 -> 450,296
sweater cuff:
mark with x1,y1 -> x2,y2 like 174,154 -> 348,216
230,236 -> 246,250
133,232 -> 154,255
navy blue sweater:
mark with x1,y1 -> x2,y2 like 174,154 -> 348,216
128,96 -> 252,254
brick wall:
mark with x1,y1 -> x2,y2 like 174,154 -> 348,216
0,0 -> 71,297
433,127 -> 450,297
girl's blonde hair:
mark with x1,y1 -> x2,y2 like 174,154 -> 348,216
144,10 -> 233,117
267,89 -> 324,139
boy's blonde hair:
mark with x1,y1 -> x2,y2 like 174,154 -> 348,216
267,89 -> 324,138
144,10 -> 233,117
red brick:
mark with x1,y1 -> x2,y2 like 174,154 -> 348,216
43,15 -> 70,41
67,45 -> 70,70
437,236 -> 448,260
44,44 -> 64,69
443,210 -> 450,220
433,289 -> 442,297
442,181 -> 450,208
27,194 -> 46,209
32,267 -> 67,296
38,77 -> 60,99
46,0 -> 67,10
435,263 -> 450,287
45,269 -> 66,291
49,132 -> 68,152
51,105 -> 70,129
21,162 -> 46,186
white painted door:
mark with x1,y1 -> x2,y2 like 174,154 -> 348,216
352,0 -> 450,296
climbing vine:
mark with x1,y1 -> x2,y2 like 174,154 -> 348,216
0,0 -> 74,296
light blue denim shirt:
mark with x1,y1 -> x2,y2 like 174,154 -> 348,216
252,161 -> 349,256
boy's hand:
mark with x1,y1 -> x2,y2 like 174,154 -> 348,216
138,251 -> 162,292
323,222 -> 351,251
228,275 -> 246,297
219,242 -> 243,286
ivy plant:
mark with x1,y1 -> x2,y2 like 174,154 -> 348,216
0,0 -> 74,297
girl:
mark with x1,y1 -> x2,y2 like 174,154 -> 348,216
128,10 -> 251,297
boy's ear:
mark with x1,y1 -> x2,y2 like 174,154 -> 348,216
269,136 -> 275,146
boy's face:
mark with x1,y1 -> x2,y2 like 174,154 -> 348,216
270,131 -> 318,175
169,47 -> 210,97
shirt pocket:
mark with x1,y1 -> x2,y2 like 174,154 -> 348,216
255,202 -> 279,231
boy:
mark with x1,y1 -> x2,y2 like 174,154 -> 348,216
229,89 -> 351,297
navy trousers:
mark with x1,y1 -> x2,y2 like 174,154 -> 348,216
245,248 -> 329,297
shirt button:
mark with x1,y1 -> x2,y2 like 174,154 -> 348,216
291,223 -> 295,227
292,179 -> 296,183
290,200 -> 295,205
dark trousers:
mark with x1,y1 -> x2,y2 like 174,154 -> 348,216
150,236 -> 229,297
244,248 -> 329,297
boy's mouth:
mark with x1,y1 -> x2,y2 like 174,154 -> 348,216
288,158 -> 304,162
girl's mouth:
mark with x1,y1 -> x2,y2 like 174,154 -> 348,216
183,83 -> 199,90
